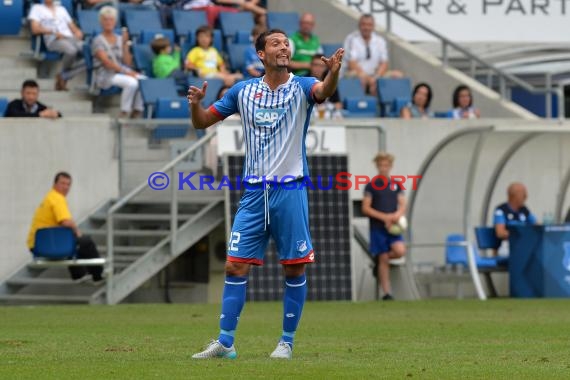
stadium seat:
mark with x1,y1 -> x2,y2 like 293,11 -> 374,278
377,78 -> 412,117
234,30 -> 251,45
139,29 -> 176,46
434,110 -> 453,118
132,44 -> 155,77
124,10 -> 162,41
32,227 -> 77,259
446,233 -> 506,268
58,0 -> 74,17
30,35 -> 62,62
77,10 -> 103,38
321,43 -> 342,58
343,98 -> 378,118
226,43 -> 249,73
187,76 -> 224,108
267,12 -> 299,36
0,97 -> 8,117
152,97 -> 190,139
474,226 -> 508,266
83,43 -> 121,98
0,0 -> 23,35
139,78 -> 179,117
219,12 -> 254,42
172,10 -> 208,44
337,78 -> 379,117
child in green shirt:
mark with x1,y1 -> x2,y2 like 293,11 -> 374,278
151,37 -> 186,93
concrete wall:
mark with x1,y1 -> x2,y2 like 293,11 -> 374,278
268,0 -> 538,119
0,117 -> 119,280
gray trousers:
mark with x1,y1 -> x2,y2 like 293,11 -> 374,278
47,37 -> 85,79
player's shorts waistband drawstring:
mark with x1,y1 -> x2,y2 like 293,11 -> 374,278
263,183 -> 270,231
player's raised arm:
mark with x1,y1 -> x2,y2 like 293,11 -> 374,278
187,81 -> 222,129
313,48 -> 344,103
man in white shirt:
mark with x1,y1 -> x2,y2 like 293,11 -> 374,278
28,0 -> 85,91
343,14 -> 403,95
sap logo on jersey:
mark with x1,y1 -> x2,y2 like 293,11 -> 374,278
255,108 -> 286,126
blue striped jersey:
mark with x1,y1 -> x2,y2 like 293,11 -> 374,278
210,73 -> 319,183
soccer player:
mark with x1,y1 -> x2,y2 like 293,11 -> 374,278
361,153 -> 406,300
188,29 -> 343,360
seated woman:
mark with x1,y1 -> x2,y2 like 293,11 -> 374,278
451,84 -> 481,119
400,83 -> 434,119
91,6 -> 144,118
185,25 -> 242,87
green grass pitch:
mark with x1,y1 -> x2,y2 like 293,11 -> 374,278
1,300 -> 570,379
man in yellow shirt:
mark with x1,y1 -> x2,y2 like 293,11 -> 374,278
27,172 -> 103,282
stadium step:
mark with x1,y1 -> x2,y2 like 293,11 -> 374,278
0,294 -> 92,304
0,67 -> 37,80
6,277 -> 103,287
0,57 -> 36,68
90,213 -> 195,222
82,229 -> 170,237
98,246 -> 153,254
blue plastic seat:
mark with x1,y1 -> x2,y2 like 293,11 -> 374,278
32,227 -> 77,259
219,12 -> 254,42
321,43 -> 342,58
0,97 -> 8,117
234,30 -> 251,45
139,78 -> 179,117
172,10 -> 207,44
30,35 -> 62,61
124,10 -> 162,41
343,97 -> 378,118
152,97 -> 190,139
77,10 -> 102,38
0,0 -> 23,35
446,233 -> 506,269
267,12 -> 299,36
337,78 -> 378,117
132,44 -> 155,77
139,29 -> 176,46
187,76 -> 224,108
475,227 -> 508,266
226,43 -> 249,73
377,78 -> 412,117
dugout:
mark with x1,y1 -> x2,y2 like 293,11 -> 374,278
406,124 -> 570,299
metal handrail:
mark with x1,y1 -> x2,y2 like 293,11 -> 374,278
379,0 -> 559,117
105,124 -> 217,304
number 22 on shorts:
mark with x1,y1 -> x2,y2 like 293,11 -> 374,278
228,232 -> 241,251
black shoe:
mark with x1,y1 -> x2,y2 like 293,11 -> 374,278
382,294 -> 394,301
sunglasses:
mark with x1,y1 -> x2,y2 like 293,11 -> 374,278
366,45 -> 371,59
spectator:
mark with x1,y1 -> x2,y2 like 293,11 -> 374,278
27,172 -> 104,283
400,83 -> 434,119
151,37 -> 187,93
494,183 -> 537,253
180,0 -> 238,27
289,13 -> 322,76
28,0 -> 85,91
361,153 -> 406,301
185,25 -> 243,87
243,25 -> 266,78
4,80 -> 61,119
92,6 -> 145,118
451,85 -> 480,119
343,14 -> 403,95
308,54 -> 342,119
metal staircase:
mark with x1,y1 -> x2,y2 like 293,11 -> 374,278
0,132 -> 224,305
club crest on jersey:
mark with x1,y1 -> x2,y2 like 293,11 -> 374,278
296,240 -> 307,252
255,108 -> 286,126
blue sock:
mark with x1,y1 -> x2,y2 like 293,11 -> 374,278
218,276 -> 247,348
281,274 -> 307,349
